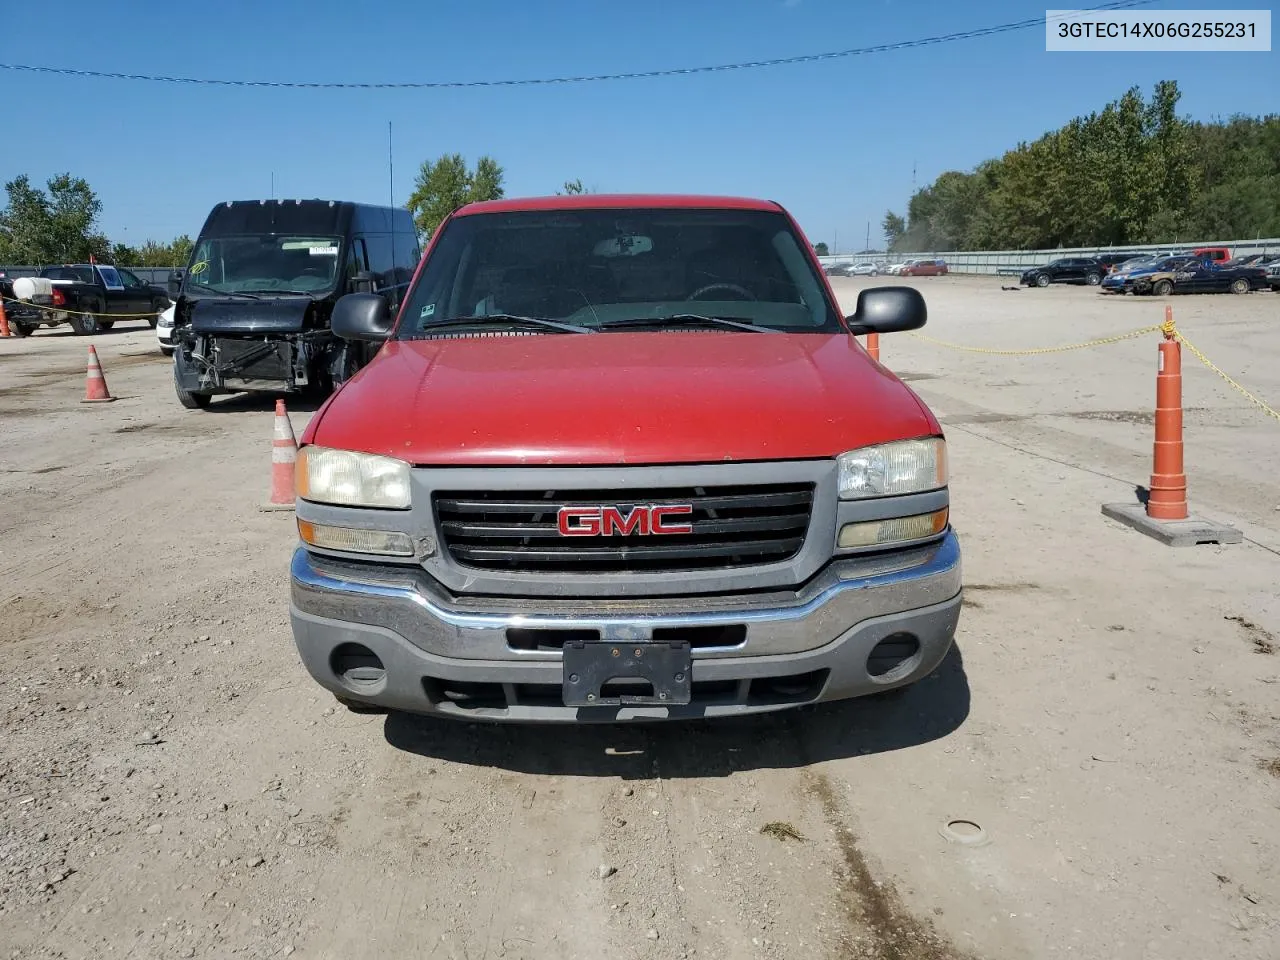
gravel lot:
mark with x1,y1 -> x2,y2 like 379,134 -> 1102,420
2,277 -> 1278,960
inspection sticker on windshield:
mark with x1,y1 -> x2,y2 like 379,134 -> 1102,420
421,304 -> 436,319
309,246 -> 338,256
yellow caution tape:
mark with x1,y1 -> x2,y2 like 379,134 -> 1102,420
905,324 -> 1163,356
1,293 -> 167,319
1174,328 -> 1280,423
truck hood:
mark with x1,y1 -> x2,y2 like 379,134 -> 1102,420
305,331 -> 938,466
189,297 -> 317,335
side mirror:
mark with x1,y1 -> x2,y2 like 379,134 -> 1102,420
349,269 -> 376,294
168,270 -> 185,296
332,292 -> 393,342
843,286 -> 926,336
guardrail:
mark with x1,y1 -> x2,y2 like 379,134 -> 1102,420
818,237 -> 1280,276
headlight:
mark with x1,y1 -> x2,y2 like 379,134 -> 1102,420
296,446 -> 411,509
837,438 -> 946,499
297,520 -> 414,556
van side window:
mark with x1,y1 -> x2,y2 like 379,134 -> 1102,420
346,239 -> 369,279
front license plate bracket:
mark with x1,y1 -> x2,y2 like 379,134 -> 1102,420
562,640 -> 692,707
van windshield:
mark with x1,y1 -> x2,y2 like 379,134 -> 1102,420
185,235 -> 343,296
397,208 -> 842,335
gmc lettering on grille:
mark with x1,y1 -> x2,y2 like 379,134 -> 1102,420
556,504 -> 694,537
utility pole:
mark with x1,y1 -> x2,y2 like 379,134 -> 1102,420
833,228 -> 838,255
865,220 -> 870,253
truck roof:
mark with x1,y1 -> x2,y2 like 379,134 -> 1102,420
455,194 -> 785,217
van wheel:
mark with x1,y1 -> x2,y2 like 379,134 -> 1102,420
174,367 -> 212,409
1230,278 -> 1250,295
1035,274 -> 1050,287
69,311 -> 102,335
1153,279 -> 1173,297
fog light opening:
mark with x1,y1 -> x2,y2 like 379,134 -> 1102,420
330,643 -> 386,693
866,633 -> 921,681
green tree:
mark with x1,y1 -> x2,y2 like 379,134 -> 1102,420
559,178 -> 587,195
406,153 -> 506,239
0,173 -> 109,263
813,241 -> 829,256
881,211 -> 906,251
885,81 -> 1278,250
111,242 -> 140,266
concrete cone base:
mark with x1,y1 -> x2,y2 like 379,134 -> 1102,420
1101,502 -> 1243,547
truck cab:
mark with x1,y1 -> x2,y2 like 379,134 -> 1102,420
169,199 -> 420,409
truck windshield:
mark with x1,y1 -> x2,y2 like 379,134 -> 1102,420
398,208 -> 842,336
184,235 -> 343,296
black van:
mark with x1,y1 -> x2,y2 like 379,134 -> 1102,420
170,199 -> 420,409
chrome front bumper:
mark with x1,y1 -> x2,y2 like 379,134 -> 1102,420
288,530 -> 963,722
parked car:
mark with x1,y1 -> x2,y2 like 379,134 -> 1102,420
156,302 -> 176,355
1188,246 -> 1231,263
901,259 -> 947,276
5,263 -> 169,335
0,274 -> 55,337
886,259 -> 917,275
1091,253 -> 1134,274
1021,257 -> 1104,288
1266,260 -> 1280,292
1128,258 -> 1268,296
288,193 -> 960,721
848,261 -> 883,276
1111,255 -> 1204,294
1100,256 -> 1165,293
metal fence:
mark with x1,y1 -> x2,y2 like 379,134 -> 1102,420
0,265 -> 177,286
817,237 -> 1280,275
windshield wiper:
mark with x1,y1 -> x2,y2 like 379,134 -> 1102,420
598,314 -> 777,333
407,314 -> 594,336
184,280 -> 261,300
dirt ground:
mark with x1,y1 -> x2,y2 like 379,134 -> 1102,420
2,278 -> 1278,960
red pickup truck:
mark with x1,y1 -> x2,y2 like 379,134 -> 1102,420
289,194 -> 961,722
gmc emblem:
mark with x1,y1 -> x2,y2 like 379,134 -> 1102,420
557,504 -> 694,537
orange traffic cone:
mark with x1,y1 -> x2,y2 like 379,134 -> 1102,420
866,332 -> 881,362
81,345 -> 116,403
0,300 -> 11,338
262,399 -> 298,511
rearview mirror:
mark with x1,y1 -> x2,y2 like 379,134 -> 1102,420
843,286 -> 926,336
331,292 -> 393,342
168,269 -> 184,296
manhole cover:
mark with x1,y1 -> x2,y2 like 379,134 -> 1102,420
939,819 -> 989,846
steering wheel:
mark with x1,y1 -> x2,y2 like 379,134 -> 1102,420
688,282 -> 757,302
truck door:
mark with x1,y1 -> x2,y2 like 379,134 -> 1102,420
93,266 -> 131,316
117,268 -> 155,315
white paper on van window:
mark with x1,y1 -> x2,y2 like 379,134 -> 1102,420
309,246 -> 339,256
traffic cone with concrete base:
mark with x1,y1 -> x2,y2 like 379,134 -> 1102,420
261,399 -> 298,512
866,332 -> 880,362
80,345 -> 115,403
1101,306 -> 1241,547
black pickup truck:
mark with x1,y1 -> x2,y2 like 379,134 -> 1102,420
5,263 -> 170,336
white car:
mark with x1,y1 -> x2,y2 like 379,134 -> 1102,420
887,260 -> 916,275
156,302 -> 176,355
849,261 -> 882,276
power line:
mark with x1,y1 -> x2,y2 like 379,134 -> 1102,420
0,1 -> 1157,91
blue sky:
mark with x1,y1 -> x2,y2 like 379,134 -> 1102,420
2,0 -> 1274,254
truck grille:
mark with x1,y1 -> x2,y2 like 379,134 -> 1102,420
434,484 -> 814,573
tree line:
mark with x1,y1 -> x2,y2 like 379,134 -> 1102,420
883,80 -> 1280,252
1,159 -> 593,268
0,174 -> 193,267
